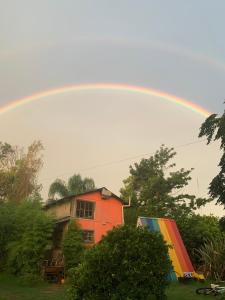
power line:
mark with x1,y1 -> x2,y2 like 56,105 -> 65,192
40,138 -> 208,183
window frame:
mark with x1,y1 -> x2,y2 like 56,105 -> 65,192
75,199 -> 95,220
83,230 -> 94,244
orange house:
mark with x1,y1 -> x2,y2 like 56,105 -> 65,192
45,187 -> 124,245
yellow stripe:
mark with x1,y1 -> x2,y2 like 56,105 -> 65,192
158,219 -> 183,277
0,83 -> 211,117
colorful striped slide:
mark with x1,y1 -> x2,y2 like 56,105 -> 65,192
137,217 -> 202,281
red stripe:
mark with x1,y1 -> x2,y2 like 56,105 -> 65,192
165,219 -> 192,273
169,219 -> 194,272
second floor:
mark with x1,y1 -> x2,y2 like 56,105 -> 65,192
45,187 -> 124,226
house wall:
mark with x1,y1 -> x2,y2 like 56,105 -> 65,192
46,201 -> 71,219
45,191 -> 123,245
73,192 -> 123,243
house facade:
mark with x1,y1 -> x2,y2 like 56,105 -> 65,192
45,187 -> 124,245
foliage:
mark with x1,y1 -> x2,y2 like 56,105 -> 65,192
177,214 -> 221,267
199,110 -> 225,205
219,216 -> 225,231
196,235 -> 225,281
69,225 -> 171,300
48,174 -> 95,200
63,221 -> 85,273
0,203 -> 17,269
121,145 -> 210,225
0,200 -> 54,279
0,141 -> 43,203
0,273 -> 212,300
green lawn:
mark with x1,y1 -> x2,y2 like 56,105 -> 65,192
167,282 -> 218,300
0,273 -> 219,300
0,273 -> 67,300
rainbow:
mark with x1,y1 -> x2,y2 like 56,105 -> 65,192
0,83 -> 211,117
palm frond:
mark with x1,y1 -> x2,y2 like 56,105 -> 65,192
48,179 -> 69,199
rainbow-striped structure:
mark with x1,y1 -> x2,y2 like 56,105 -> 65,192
137,217 -> 195,281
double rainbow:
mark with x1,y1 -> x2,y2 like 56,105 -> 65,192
0,83 -> 211,117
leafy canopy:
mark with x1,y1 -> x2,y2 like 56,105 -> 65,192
63,221 -> 85,273
69,225 -> 171,300
121,145 -> 210,225
48,174 -> 95,200
0,141 -> 43,203
0,200 -> 54,280
177,214 -> 221,267
0,202 -> 17,269
199,110 -> 225,205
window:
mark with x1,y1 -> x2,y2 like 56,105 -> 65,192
83,230 -> 94,243
76,200 -> 95,219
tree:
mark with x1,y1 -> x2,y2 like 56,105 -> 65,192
0,141 -> 43,203
63,221 -> 85,273
121,145 -> 210,225
69,225 -> 171,300
219,216 -> 225,231
199,110 -> 225,205
0,200 -> 54,280
177,214 -> 221,267
48,174 -> 95,200
0,202 -> 17,269
0,143 -> 17,201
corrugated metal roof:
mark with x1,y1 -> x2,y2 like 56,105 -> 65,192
44,187 -> 125,209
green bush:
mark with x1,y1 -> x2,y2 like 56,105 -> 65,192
69,225 -> 171,300
177,214 -> 221,267
196,236 -> 225,281
63,221 -> 85,273
0,203 -> 17,270
5,201 -> 54,279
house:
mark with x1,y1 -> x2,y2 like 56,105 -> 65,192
45,187 -> 125,246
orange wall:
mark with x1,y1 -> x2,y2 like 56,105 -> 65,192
73,192 -> 123,243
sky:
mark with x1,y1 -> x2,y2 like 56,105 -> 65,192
0,1 -> 225,215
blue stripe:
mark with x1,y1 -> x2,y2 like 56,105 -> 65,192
146,218 -> 155,232
140,217 -> 178,282
146,218 -> 160,233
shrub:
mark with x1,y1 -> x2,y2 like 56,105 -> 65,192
63,221 -> 85,273
177,214 -> 221,267
0,203 -> 17,270
69,225 -> 171,300
6,201 -> 54,279
196,236 -> 225,281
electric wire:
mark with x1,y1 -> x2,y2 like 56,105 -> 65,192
40,138 -> 208,183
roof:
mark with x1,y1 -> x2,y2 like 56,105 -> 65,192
44,187 -> 125,208
55,216 -> 70,224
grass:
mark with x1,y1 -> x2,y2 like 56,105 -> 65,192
167,281 -> 220,300
0,273 -> 67,300
0,273 -> 221,300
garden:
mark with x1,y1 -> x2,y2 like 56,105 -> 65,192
1,111 -> 225,299
0,273 -> 219,300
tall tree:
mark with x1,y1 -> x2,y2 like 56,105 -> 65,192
48,174 -> 95,199
199,109 -> 225,205
0,141 -> 43,203
121,145 -> 210,224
